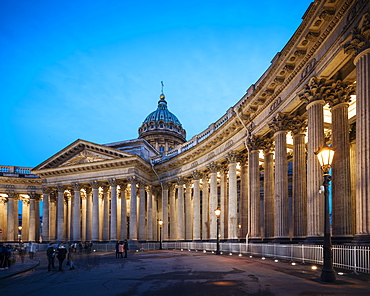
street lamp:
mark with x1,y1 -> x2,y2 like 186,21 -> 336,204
315,145 -> 336,283
158,219 -> 163,250
214,208 -> 221,255
18,226 -> 23,242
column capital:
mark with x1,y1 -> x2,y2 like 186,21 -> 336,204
90,180 -> 100,189
71,182 -> 82,191
127,176 -> 138,185
247,135 -> 264,151
42,186 -> 52,194
118,181 -> 128,191
56,184 -> 66,193
108,178 -> 117,187
161,182 -> 169,190
298,76 -> 332,105
326,80 -> 355,108
226,151 -> 239,164
85,187 -> 92,195
184,179 -> 192,187
269,112 -> 291,133
176,178 -> 185,186
192,170 -> 202,181
28,191 -> 37,199
207,162 -> 220,174
138,181 -> 146,189
0,196 -> 7,204
290,115 -> 307,135
344,13 -> 370,60
261,138 -> 274,154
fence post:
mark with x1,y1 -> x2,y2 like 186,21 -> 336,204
353,246 -> 358,274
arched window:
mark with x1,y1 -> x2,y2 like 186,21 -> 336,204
159,147 -> 164,153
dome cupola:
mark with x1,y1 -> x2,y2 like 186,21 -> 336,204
138,84 -> 186,153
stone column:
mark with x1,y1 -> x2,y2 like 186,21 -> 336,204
201,174 -> 209,240
56,185 -> 65,241
81,192 -> 87,242
35,195 -> 41,242
119,182 -> 128,240
66,193 -> 72,241
101,185 -> 109,241
192,171 -> 202,241
138,182 -> 146,241
90,181 -> 100,242
108,179 -> 118,242
345,13 -> 370,242
261,139 -> 274,240
0,197 -> 8,241
169,183 -> 177,240
239,154 -> 248,241
226,151 -> 239,241
41,187 -> 51,242
291,116 -> 308,240
161,182 -> 169,241
146,185 -> 153,241
247,135 -> 263,240
72,183 -> 82,242
49,193 -> 57,241
6,192 -> 16,242
128,177 -> 138,241
349,127 -> 356,237
269,112 -> 290,242
299,77 -> 328,242
220,166 -> 228,240
22,197 -> 30,241
28,193 -> 37,242
177,178 -> 185,240
85,187 -> 92,241
207,162 -> 219,241
327,81 -> 355,242
185,179 -> 193,240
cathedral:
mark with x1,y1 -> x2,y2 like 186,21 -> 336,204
1,0 -> 370,245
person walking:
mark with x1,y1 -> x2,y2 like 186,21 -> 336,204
28,242 -> 36,259
115,241 -> 120,258
46,243 -> 55,272
56,242 -> 68,271
0,243 -> 6,270
67,244 -> 75,270
124,239 -> 129,258
118,242 -> 124,258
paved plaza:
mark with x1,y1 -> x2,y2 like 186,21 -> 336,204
1,250 -> 370,295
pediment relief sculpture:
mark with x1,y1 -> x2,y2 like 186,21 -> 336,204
60,150 -> 114,167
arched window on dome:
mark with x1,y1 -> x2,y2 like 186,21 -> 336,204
159,146 -> 164,153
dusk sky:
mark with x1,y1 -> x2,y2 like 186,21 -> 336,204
1,0 -> 312,168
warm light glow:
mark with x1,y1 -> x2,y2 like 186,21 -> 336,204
262,257 -> 265,260
315,145 -> 335,173
238,254 -> 242,257
311,266 -> 318,270
158,219 -> 163,226
338,272 -> 344,276
18,226 -> 22,231
274,259 -> 279,262
214,208 -> 221,217
291,262 -> 296,266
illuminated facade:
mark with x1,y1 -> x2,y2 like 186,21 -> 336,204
1,0 -> 370,244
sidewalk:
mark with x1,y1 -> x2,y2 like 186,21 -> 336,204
0,256 -> 39,279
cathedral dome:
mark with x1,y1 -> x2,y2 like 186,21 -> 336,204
138,93 -> 186,153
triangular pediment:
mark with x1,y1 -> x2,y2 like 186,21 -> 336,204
33,139 -> 137,171
59,149 -> 115,167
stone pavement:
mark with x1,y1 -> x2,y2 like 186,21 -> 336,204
1,250 -> 370,295
0,256 -> 39,279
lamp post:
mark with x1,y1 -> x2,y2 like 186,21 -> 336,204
158,219 -> 163,250
18,226 -> 23,242
214,208 -> 221,255
315,145 -> 336,283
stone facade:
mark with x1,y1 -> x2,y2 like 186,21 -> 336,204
1,0 -> 370,245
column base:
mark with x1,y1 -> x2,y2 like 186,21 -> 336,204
272,237 -> 292,244
331,235 -> 354,244
304,236 -> 324,244
227,239 -> 239,243
352,234 -> 370,244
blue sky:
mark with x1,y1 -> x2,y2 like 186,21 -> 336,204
1,0 -> 312,168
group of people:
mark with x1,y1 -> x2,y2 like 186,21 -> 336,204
0,243 -> 12,270
46,242 -> 76,272
115,240 -> 128,258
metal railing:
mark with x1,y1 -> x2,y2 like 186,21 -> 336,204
140,242 -> 370,274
